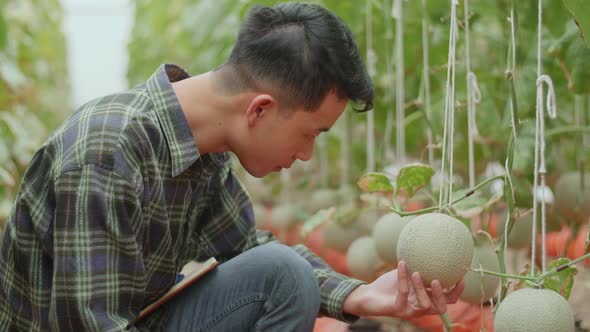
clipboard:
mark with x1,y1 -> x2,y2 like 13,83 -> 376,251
136,257 -> 219,321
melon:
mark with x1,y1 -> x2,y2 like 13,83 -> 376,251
497,209 -> 560,249
324,221 -> 365,253
308,189 -> 337,212
337,185 -> 358,204
346,236 -> 384,282
460,243 -> 500,304
396,213 -> 474,288
270,204 -> 303,230
372,213 -> 414,265
494,288 -> 575,332
356,207 -> 382,230
555,172 -> 590,225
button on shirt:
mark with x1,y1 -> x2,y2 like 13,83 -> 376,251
0,64 -> 364,331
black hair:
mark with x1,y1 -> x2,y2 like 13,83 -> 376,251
221,2 -> 374,113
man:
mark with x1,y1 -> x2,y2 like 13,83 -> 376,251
0,2 -> 463,331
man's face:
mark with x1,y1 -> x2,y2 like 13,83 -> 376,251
239,91 -> 348,178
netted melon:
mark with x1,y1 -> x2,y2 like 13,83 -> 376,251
372,213 -> 414,265
460,242 -> 500,304
494,288 -> 575,332
346,236 -> 384,282
396,213 -> 474,288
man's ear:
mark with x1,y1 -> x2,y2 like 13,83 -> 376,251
246,94 -> 277,127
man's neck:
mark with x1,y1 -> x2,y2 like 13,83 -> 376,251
171,72 -> 243,156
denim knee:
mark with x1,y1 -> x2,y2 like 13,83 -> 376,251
256,243 -> 321,316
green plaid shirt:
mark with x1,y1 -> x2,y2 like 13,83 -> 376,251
0,64 -> 364,331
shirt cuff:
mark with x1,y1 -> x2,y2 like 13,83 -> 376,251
319,273 -> 366,323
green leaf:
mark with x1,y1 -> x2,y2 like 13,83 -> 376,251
542,258 -> 577,299
357,172 -> 394,193
299,207 -> 335,242
563,0 -> 590,48
395,164 -> 435,198
452,189 -> 487,218
567,39 -> 590,94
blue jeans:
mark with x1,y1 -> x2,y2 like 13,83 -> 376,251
151,243 -> 321,331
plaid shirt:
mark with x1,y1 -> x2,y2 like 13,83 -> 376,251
0,64 -> 364,331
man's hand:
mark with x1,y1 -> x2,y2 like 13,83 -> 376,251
342,261 -> 464,319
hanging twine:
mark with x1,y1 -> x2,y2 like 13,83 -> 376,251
280,168 -> 291,202
340,110 -> 351,186
464,0 -> 482,188
421,0 -> 434,166
393,0 -> 406,163
532,74 -> 556,274
439,0 -> 459,207
531,0 -> 557,275
366,0 -> 376,173
319,134 -> 329,187
508,7 -> 518,141
503,4 -> 518,277
383,0 -> 395,163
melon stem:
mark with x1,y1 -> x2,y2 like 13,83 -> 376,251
472,251 -> 590,284
441,313 -> 452,332
390,175 -> 505,216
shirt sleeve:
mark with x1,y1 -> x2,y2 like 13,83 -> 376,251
51,165 -> 144,331
215,164 -> 366,323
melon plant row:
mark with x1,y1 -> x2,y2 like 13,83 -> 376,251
0,0 -> 70,229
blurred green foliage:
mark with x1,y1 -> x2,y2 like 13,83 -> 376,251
127,0 -> 589,203
0,0 -> 70,228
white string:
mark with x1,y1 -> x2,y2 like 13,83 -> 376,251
383,0 -> 395,163
536,0 -> 542,78
532,75 -> 557,274
531,0 -> 557,274
508,7 -> 518,141
319,134 -> 328,187
464,0 -> 482,188
586,96 -> 590,147
280,168 -> 291,202
504,160 -> 513,260
421,0 -> 434,165
439,0 -> 459,206
510,8 -> 516,75
393,0 -> 405,163
366,0 -> 375,173
340,110 -> 351,186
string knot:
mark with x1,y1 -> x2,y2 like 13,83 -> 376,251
536,74 -> 557,119
467,71 -> 482,103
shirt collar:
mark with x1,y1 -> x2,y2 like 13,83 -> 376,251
145,64 -> 201,177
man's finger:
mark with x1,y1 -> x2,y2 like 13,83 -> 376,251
411,272 -> 433,312
445,279 -> 465,304
393,261 -> 409,310
430,279 -> 447,314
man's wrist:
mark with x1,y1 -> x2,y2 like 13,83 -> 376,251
342,284 -> 369,317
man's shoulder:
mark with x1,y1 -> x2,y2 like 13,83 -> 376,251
46,86 -> 163,179
76,85 -> 153,120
